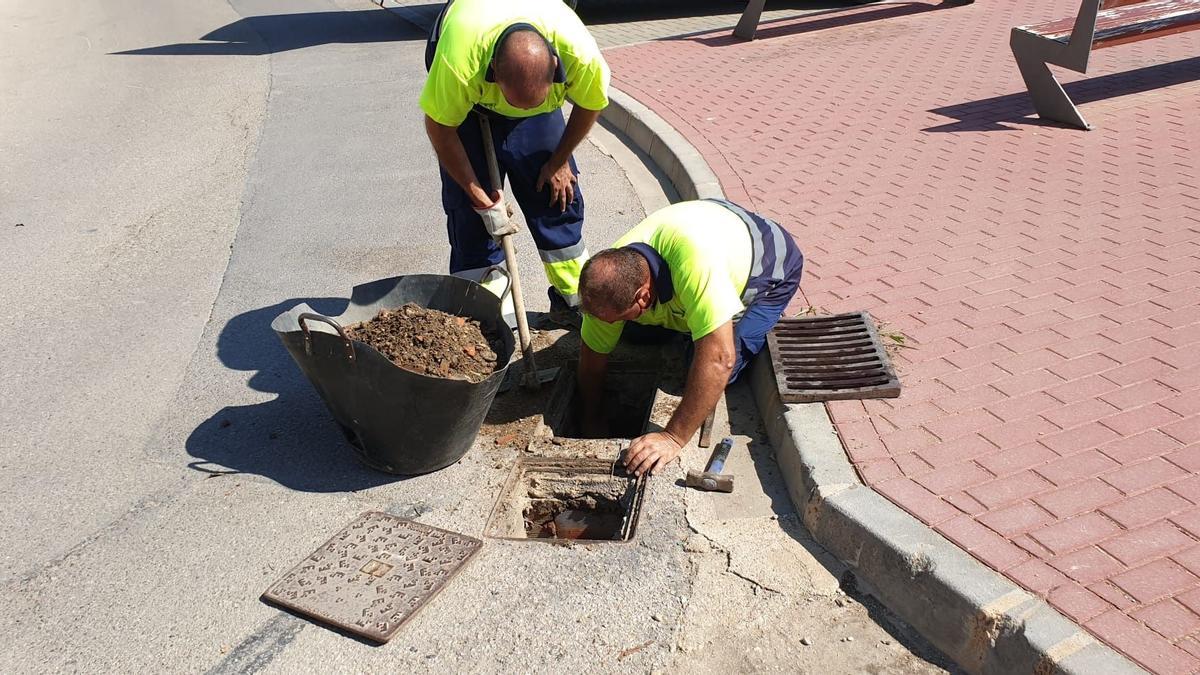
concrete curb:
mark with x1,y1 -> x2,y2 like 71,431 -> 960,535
602,79 -> 1144,675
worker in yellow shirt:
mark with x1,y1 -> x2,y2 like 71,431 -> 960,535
577,199 -> 805,476
420,0 -> 610,325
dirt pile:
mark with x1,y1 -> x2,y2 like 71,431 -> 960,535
346,303 -> 504,383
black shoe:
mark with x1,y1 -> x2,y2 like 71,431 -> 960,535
546,287 -> 582,330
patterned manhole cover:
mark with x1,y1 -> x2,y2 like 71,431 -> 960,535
262,512 -> 482,643
766,311 -> 901,403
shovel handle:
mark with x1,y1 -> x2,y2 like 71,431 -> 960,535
298,313 -> 356,362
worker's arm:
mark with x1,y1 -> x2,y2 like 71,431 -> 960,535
578,342 -> 609,437
625,321 -> 736,476
424,115 -> 493,209
537,106 -> 602,212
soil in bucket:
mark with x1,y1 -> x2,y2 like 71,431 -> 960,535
345,303 -> 504,383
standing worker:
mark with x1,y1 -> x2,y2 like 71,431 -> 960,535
421,0 -> 610,326
576,199 -> 804,476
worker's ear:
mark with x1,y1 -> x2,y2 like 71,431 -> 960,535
634,286 -> 652,310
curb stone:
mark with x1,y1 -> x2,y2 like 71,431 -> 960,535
373,3 -> 1143,671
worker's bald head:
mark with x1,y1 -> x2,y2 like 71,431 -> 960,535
580,248 -> 652,322
493,29 -> 556,109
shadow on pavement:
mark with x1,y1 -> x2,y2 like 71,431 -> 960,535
186,298 -> 403,493
113,8 -> 422,56
576,0 -> 843,25
926,56 -> 1200,132
678,0 -> 959,46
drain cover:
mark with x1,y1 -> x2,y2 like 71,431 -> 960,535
766,311 -> 900,403
262,512 -> 482,643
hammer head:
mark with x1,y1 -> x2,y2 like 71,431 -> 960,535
685,470 -> 734,493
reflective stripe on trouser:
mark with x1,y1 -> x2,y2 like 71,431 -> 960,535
539,241 -> 588,306
440,109 -> 588,307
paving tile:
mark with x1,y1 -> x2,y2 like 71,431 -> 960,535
1100,430 -> 1186,465
1172,509 -> 1200,540
1087,610 -> 1200,675
1171,545 -> 1200,580
1100,521 -> 1197,567
1101,488 -> 1194,530
1168,476 -> 1200,506
914,461 -> 993,495
874,478 -> 960,527
1102,458 -> 1190,496
1089,582 -> 1138,612
1039,422 -> 1123,456
978,416 -> 1060,450
1035,479 -> 1125,519
1051,546 -> 1126,585
966,471 -> 1054,510
977,500 -> 1055,538
1043,374 -> 1119,404
1007,558 -> 1071,595
1132,599 -> 1200,642
1035,450 -> 1120,487
1048,583 -> 1113,624
974,441 -> 1057,479
1112,558 -> 1199,605
1040,397 -> 1121,431
1177,587 -> 1200,618
1100,404 -> 1185,438
1164,417 -> 1200,445
856,458 -> 902,485
1030,512 -> 1123,557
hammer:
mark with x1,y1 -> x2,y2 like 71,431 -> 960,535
685,437 -> 735,493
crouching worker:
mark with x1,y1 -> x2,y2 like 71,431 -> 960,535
576,199 -> 804,476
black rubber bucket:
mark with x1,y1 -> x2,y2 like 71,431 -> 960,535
271,274 -> 514,475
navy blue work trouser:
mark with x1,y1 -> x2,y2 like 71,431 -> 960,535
440,111 -> 587,303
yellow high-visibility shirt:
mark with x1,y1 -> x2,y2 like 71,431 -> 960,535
581,201 -> 753,354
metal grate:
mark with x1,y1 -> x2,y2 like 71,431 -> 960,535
766,311 -> 901,403
262,512 -> 482,643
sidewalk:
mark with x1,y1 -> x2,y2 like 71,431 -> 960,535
601,1 -> 1200,672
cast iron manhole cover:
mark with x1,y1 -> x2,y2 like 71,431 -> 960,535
766,311 -> 900,403
262,512 -> 482,643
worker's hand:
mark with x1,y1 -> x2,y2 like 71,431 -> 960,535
536,160 -> 577,213
473,190 -> 518,238
624,431 -> 684,477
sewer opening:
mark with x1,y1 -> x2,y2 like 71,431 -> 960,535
550,368 -> 659,439
486,459 -> 646,542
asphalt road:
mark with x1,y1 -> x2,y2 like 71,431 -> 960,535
0,0 -> 951,671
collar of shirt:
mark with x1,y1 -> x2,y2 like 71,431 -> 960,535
624,242 -> 674,305
484,23 -> 568,84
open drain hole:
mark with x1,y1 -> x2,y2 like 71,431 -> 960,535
486,458 -> 646,542
524,491 -> 627,540
546,363 -> 659,439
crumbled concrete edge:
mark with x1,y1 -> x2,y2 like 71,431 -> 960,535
600,77 -> 1144,675
748,358 -> 1144,675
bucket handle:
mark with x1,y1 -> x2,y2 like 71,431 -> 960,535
298,313 -> 356,362
481,264 -> 513,302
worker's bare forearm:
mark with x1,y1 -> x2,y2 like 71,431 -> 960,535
548,106 -> 601,170
424,115 -> 491,208
665,324 -> 735,445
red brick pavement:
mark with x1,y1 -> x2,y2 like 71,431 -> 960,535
604,2 -> 1200,671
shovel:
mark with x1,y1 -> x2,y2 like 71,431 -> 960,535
479,114 -> 559,391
